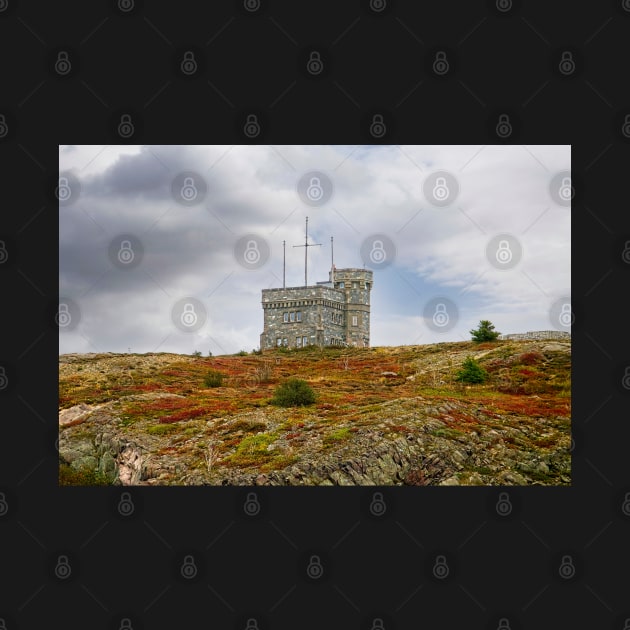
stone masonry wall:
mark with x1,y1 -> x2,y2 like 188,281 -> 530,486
260,268 -> 373,350
498,330 -> 571,341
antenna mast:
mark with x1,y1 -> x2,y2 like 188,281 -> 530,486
330,236 -> 334,283
293,216 -> 321,286
282,240 -> 286,289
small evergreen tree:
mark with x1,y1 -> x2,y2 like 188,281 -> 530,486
455,357 -> 489,384
470,320 -> 500,343
271,378 -> 316,407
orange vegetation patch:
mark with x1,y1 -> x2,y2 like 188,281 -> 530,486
159,408 -> 209,424
475,395 -> 570,418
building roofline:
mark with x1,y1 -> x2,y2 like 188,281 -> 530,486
262,285 -> 344,293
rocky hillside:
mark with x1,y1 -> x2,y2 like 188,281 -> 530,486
58,338 -> 571,486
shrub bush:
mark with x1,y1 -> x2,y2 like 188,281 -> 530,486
455,357 -> 489,384
270,378 -> 316,407
204,369 -> 225,388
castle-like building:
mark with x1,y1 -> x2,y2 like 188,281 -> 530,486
260,267 -> 373,350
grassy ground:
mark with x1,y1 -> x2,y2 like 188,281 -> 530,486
58,339 -> 571,484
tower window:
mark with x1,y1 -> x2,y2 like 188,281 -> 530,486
290,312 -> 295,322
296,336 -> 302,347
276,338 -> 282,347
296,311 -> 302,322
303,336 -> 308,346
352,281 -> 358,288
283,313 -> 289,323
338,281 -> 345,288
352,315 -> 358,326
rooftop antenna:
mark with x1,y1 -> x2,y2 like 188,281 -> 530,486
293,216 -> 321,286
282,240 -> 286,289
330,236 -> 334,284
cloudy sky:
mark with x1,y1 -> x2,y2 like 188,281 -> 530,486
58,144 -> 570,356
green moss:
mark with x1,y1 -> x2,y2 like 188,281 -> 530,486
225,432 -> 277,466
226,419 -> 267,433
59,462 -> 112,486
146,424 -> 178,435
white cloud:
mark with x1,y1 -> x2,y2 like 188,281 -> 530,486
59,145 -> 570,354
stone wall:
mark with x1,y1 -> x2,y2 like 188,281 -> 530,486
498,330 -> 571,341
260,268 -> 373,349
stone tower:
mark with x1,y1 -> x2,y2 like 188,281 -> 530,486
259,267 -> 373,350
